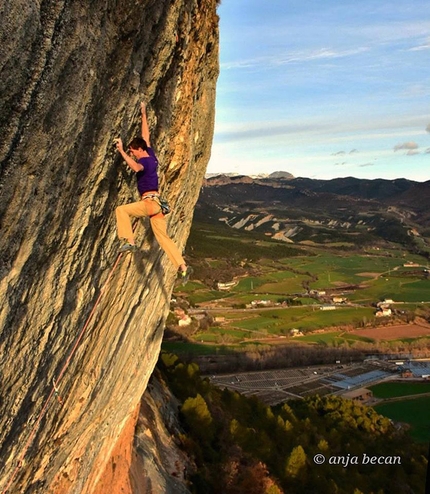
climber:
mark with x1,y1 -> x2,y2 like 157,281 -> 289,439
115,101 -> 190,281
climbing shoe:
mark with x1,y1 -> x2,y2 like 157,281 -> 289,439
119,243 -> 137,253
179,266 -> 193,285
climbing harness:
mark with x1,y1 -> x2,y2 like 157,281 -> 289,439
141,193 -> 171,216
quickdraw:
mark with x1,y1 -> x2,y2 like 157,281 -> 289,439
52,378 -> 64,406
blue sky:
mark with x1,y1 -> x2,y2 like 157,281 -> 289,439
207,0 -> 430,181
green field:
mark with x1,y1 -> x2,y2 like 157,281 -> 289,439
220,306 -> 376,334
173,223 -> 430,349
186,306 -> 382,345
294,330 -> 374,345
182,249 -> 429,306
253,270 -> 309,294
369,382 -> 430,443
349,276 -> 430,304
370,381 -> 430,398
282,252 -> 430,303
374,396 -> 430,443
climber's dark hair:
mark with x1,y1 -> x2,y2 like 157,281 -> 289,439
128,137 -> 148,151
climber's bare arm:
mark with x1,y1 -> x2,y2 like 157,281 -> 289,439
141,101 -> 151,146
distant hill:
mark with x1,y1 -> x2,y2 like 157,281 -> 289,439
204,170 -> 294,184
268,170 -> 294,179
195,175 -> 430,254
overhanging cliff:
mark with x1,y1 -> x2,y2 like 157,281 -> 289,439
0,1 -> 219,492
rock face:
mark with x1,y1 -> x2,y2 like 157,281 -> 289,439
91,373 -> 191,494
0,1 -> 219,492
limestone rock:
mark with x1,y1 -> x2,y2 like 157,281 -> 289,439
0,0 -> 219,492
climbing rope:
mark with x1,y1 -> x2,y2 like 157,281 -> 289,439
1,251 -> 126,493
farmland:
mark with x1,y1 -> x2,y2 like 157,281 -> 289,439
351,324 -> 430,341
370,382 -> 430,443
375,396 -> 430,443
165,218 -> 430,362
370,381 -> 430,398
172,245 -> 430,349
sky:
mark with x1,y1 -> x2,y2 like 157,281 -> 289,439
207,0 -> 430,181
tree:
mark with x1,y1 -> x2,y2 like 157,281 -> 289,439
181,393 -> 214,443
285,445 -> 307,479
160,352 -> 179,368
317,439 -> 329,452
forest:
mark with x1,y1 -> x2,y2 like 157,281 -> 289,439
157,353 -> 428,494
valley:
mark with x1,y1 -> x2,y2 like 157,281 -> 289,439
159,174 -> 430,485
164,206 -> 430,446
168,220 -> 430,354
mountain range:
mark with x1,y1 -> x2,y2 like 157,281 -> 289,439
195,173 -> 430,251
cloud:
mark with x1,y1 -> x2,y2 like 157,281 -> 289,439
221,46 -> 369,71
394,141 -> 419,152
358,163 -> 374,168
426,124 -> 430,133
214,114 -> 427,146
214,122 -> 320,142
408,37 -> 430,52
332,151 -> 346,156
272,47 -> 369,66
425,148 -> 430,154
407,150 -> 419,156
349,149 -> 359,154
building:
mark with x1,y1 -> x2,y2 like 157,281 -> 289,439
251,300 -> 273,307
217,280 -> 239,291
289,328 -> 304,337
342,388 -> 373,403
375,308 -> 392,317
320,305 -> 336,311
400,369 -> 413,378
